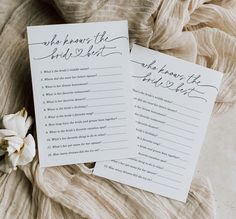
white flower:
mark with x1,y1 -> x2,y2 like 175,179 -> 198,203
0,108 -> 35,173
2,107 -> 33,138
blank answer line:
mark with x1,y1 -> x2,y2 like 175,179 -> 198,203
156,174 -> 182,183
79,67 -> 89,71
172,102 -> 202,113
159,144 -> 190,155
90,81 -> 123,85
88,103 -> 125,108
90,66 -> 122,70
98,73 -> 122,77
100,147 -> 128,151
135,110 -> 195,135
107,125 -> 127,128
94,111 -> 125,115
163,168 -> 184,176
165,123 -> 195,134
106,132 -> 127,136
179,159 -> 188,162
87,95 -> 124,100
158,129 -> 194,141
167,162 -> 186,170
158,136 -> 192,148
103,140 -> 128,144
177,112 -> 200,121
118,117 -> 127,120
135,97 -> 200,122
167,116 -> 198,128
152,181 -> 179,190
91,88 -> 123,92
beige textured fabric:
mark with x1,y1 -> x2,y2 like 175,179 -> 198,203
0,0 -> 236,218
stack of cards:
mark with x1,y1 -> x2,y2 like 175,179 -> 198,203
27,20 -> 222,202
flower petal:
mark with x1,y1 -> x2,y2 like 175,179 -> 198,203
7,152 -> 20,170
3,114 -> 27,138
17,134 -> 36,166
4,136 -> 24,154
0,129 -> 18,137
17,107 -> 28,121
0,129 -> 21,155
25,116 -> 33,134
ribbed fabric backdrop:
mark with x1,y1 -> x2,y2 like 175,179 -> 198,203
1,0 -> 236,218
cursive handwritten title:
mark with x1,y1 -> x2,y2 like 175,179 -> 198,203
131,59 -> 218,102
28,31 -> 128,60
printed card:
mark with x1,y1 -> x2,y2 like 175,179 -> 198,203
94,44 -> 223,202
27,21 -> 137,167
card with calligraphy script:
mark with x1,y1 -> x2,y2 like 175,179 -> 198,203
93,44 -> 223,202
27,21 -> 137,167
